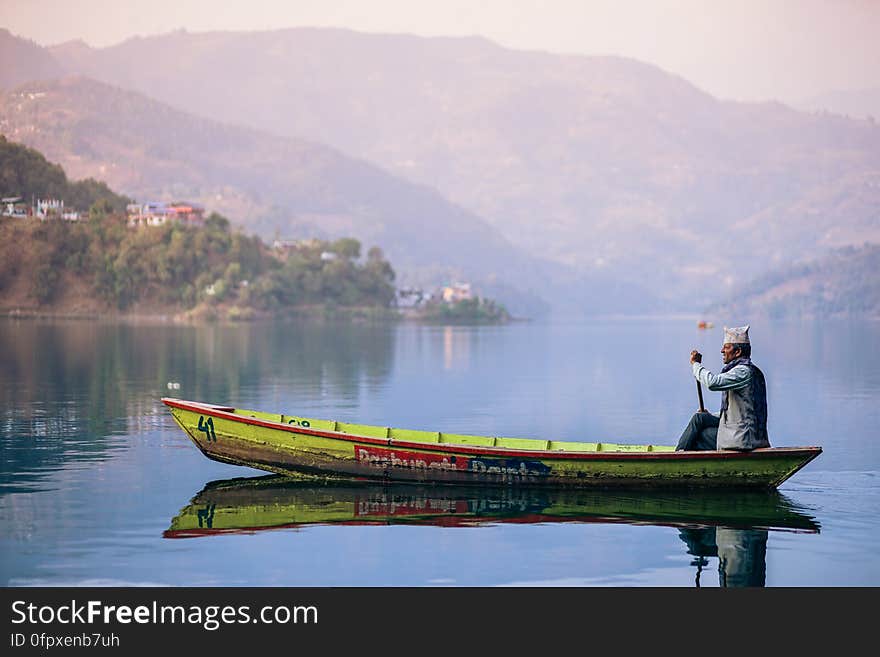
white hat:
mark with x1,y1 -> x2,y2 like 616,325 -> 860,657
723,325 -> 750,344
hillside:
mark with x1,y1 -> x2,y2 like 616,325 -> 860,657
49,27 -> 880,310
0,29 -> 64,90
0,139 -> 402,319
0,75 -> 554,316
0,134 -> 129,212
705,244 -> 880,319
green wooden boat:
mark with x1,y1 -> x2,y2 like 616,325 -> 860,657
162,398 -> 822,488
164,475 -> 820,539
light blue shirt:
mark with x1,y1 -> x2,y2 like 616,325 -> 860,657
692,362 -> 751,391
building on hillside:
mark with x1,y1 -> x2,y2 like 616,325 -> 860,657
273,238 -> 322,252
273,238 -> 325,261
35,198 -> 63,219
127,202 -> 167,227
32,198 -> 81,221
166,202 -> 205,226
127,201 -> 205,228
1,197 -> 28,218
441,282 -> 473,303
396,287 -> 429,308
2,196 -> 80,220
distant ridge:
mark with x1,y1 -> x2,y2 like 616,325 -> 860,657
706,243 -> 880,319
0,75 -> 555,316
47,27 -> 880,311
2,27 -> 878,315
0,29 -> 64,89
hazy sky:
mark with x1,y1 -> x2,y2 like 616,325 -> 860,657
2,0 -> 878,102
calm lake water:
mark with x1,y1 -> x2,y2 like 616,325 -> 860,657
1,317 -> 878,587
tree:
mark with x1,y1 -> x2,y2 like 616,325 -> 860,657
205,212 -> 230,233
330,237 -> 361,260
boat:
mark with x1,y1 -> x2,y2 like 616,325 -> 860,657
162,398 -> 822,488
164,475 -> 821,539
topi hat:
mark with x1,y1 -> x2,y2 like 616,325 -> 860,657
723,325 -> 750,344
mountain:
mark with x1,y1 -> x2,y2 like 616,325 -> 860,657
0,138 -> 401,319
0,29 -> 64,90
50,28 -> 880,310
0,76 -> 558,316
705,243 -> 880,319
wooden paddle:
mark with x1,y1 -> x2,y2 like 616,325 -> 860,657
692,349 -> 706,412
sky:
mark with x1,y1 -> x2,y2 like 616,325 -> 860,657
2,0 -> 878,103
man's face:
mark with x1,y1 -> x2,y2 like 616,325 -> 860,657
721,343 -> 741,364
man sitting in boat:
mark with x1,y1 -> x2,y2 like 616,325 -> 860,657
675,325 -> 770,451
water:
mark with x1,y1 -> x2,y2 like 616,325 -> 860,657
1,317 -> 878,587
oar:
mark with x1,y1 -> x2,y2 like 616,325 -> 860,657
692,349 -> 706,412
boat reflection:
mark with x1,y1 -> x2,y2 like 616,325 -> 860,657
167,475 -> 819,586
167,475 -> 820,536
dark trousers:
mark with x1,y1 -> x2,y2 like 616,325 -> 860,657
676,411 -> 719,451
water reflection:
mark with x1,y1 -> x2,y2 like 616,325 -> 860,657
442,326 -> 471,371
0,319 -> 395,494
168,476 -> 819,587
679,527 -> 769,587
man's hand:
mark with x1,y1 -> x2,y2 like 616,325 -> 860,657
690,349 -> 702,364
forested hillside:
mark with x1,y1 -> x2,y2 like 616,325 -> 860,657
0,76 -> 551,317
0,135 -> 129,213
706,244 -> 880,319
0,140 -> 397,319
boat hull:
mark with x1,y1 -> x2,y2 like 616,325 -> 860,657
163,398 -> 822,489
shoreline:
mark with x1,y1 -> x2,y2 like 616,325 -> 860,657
0,305 -> 521,325
5,306 -> 875,325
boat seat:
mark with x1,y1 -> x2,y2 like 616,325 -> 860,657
439,433 -> 495,447
549,441 -> 600,452
495,437 -> 551,450
281,416 -> 338,431
337,422 -> 390,439
237,409 -> 284,423
390,428 -> 441,443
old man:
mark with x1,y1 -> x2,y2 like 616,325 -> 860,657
676,325 -> 770,452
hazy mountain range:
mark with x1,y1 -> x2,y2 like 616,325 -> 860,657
707,243 -> 880,319
0,30 -> 63,90
2,27 -> 879,316
0,77 -> 559,317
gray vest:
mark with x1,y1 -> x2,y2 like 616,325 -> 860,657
717,364 -> 771,450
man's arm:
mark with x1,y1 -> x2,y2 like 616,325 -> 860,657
692,362 -> 751,391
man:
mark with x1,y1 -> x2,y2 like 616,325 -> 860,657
676,325 -> 770,451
